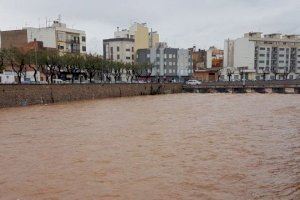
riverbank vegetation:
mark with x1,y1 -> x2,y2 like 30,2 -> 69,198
0,48 -> 152,84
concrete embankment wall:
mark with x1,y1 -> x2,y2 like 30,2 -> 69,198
0,83 -> 183,108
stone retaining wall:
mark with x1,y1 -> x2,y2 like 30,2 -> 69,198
0,83 -> 183,108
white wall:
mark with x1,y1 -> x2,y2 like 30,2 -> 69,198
223,39 -> 235,68
26,28 -> 56,48
105,40 -> 134,63
206,49 -> 213,69
0,72 -> 15,84
234,38 -> 255,70
178,49 -> 191,76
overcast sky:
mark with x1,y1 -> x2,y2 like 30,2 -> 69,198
0,0 -> 299,53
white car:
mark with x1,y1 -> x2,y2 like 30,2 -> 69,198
186,80 -> 202,85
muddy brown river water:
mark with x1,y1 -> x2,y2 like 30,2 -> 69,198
0,93 -> 299,200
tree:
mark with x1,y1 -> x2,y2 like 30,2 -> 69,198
0,49 -> 6,71
124,62 -> 134,83
40,50 -> 60,83
103,60 -> 114,83
61,53 -> 83,83
112,61 -> 124,83
6,48 -> 28,84
238,68 -> 244,81
132,62 -> 149,82
142,62 -> 153,82
271,66 -> 279,80
283,67 -> 291,80
26,49 -> 43,83
85,54 -> 100,83
262,69 -> 269,81
227,68 -> 234,82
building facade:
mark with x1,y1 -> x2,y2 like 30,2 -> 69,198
189,46 -> 207,70
0,21 -> 87,54
103,38 -> 135,63
136,43 -> 193,82
206,46 -> 224,69
114,23 -> 159,54
223,32 -> 300,81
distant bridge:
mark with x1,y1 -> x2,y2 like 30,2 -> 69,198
183,80 -> 300,94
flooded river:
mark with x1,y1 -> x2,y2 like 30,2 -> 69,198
0,94 -> 299,200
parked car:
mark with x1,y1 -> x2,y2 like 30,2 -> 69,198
53,79 -> 64,84
186,80 -> 202,85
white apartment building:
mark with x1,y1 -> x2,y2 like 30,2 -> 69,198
223,32 -> 300,81
0,21 -> 87,54
103,38 -> 135,63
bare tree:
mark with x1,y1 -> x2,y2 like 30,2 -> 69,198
227,68 -> 234,82
6,48 -> 28,84
271,66 -> 279,80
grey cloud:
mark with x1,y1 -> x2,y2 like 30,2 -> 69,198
0,0 -> 299,53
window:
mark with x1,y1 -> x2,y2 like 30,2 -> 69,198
117,46 -> 120,52
132,55 -> 134,60
279,48 -> 285,51
110,47 -> 113,53
260,47 -> 265,50
117,55 -> 120,59
132,47 -> 134,52
259,60 -> 265,63
279,54 -> 284,57
81,36 -> 86,42
126,49 -> 130,52
259,54 -> 265,57
279,61 -> 284,63
82,46 -> 86,52
126,57 -> 131,60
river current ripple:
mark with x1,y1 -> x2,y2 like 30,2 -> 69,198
0,93 -> 299,199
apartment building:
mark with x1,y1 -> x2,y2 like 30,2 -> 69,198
223,32 -> 300,81
114,23 -> 159,54
189,46 -> 207,70
0,21 -> 87,54
103,38 -> 135,63
136,43 -> 193,82
206,46 -> 224,69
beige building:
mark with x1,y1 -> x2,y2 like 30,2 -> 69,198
114,23 -> 159,54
